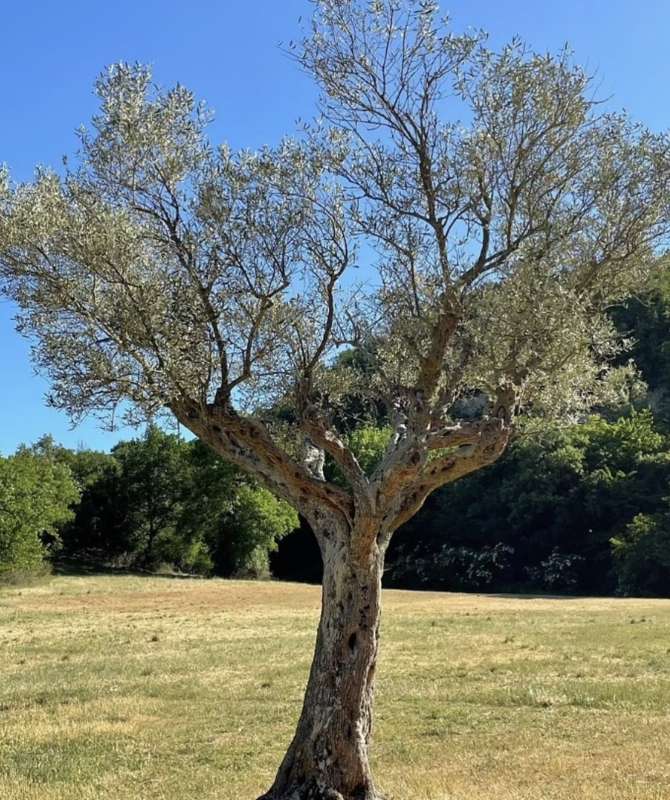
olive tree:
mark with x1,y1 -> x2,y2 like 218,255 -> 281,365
2,1 -> 670,797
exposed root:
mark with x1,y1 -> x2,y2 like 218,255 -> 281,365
256,778 -> 381,800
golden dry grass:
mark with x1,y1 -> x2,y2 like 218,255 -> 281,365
1,575 -> 670,799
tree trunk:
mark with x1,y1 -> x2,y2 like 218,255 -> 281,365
258,533 -> 384,800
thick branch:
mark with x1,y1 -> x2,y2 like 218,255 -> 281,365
172,398 -> 354,526
299,411 -> 370,502
389,416 -> 511,532
425,421 -> 487,450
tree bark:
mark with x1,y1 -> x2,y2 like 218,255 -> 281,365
258,531 -> 384,800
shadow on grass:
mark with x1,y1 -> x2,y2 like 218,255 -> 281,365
53,558 -> 207,581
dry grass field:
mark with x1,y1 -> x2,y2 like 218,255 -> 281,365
1,575 -> 670,800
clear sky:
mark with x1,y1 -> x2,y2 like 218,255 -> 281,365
1,0 -> 669,453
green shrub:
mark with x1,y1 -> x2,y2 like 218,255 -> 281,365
611,513 -> 670,596
0,451 -> 79,578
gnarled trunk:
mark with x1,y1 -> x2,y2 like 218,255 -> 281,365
259,531 -> 384,800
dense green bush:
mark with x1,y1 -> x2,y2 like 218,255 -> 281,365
0,449 -> 79,579
221,485 -> 299,578
611,511 -> 670,596
182,441 -> 298,577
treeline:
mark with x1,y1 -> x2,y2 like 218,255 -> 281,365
0,429 -> 297,581
387,411 -> 670,596
2,413 -> 669,595
2,277 -> 670,595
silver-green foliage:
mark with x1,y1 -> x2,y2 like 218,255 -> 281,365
1,0 -> 669,531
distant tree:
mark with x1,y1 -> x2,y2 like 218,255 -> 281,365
109,425 -> 187,567
218,484 -> 298,577
612,509 -> 670,596
611,262 -> 670,426
179,440 -> 240,575
35,436 -> 114,490
24,435 -> 118,561
3,2 -> 670,797
181,440 -> 297,576
0,449 -> 79,579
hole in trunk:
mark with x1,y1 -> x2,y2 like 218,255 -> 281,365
348,632 -> 357,652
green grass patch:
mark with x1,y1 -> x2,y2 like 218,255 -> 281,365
1,576 -> 669,799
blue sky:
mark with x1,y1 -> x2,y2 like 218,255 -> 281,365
2,0 -> 669,453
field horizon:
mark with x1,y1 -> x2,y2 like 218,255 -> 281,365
2,575 -> 670,799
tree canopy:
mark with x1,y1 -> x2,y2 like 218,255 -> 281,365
2,0 -> 669,543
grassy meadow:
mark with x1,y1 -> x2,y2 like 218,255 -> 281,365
1,575 -> 670,800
